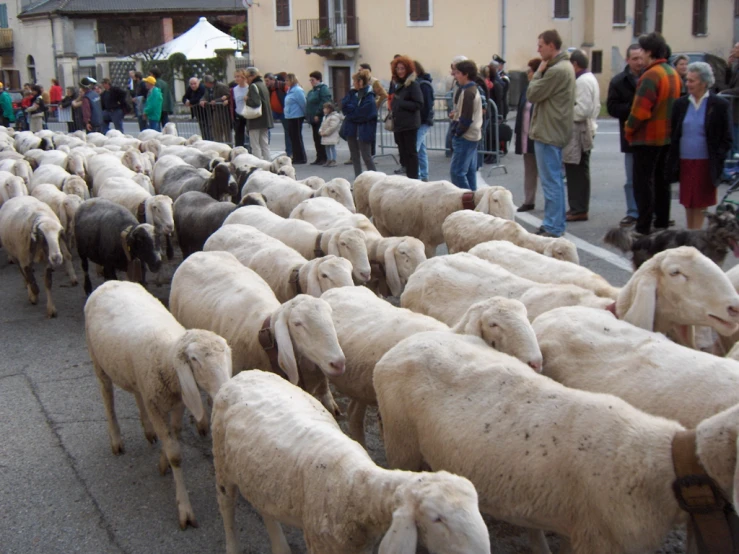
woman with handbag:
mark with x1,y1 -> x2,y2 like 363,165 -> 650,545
341,69 -> 377,178
390,56 -> 423,179
232,69 -> 250,148
242,67 -> 273,160
284,74 -> 307,165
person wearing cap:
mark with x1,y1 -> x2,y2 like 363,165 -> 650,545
0,82 -> 15,127
492,54 -> 510,119
149,67 -> 172,126
73,77 -> 103,133
141,76 -> 162,131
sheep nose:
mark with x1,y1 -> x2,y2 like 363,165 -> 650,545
358,270 -> 371,282
728,305 -> 739,319
50,253 -> 63,267
329,359 -> 346,375
528,359 -> 543,373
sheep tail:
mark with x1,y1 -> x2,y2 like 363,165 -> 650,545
603,227 -> 635,253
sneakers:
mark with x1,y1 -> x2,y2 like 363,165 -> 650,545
566,212 -> 588,222
310,159 -> 325,165
517,204 -> 535,212
619,215 -> 637,227
325,160 -> 337,167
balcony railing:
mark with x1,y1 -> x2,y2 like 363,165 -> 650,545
0,29 -> 13,51
297,18 -> 359,49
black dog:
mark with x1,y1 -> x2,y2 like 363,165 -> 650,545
604,207 -> 739,269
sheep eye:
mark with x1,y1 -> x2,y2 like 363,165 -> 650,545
294,321 -> 303,327
321,274 -> 328,278
433,516 -> 444,524
340,242 -> 347,247
669,269 -> 681,277
489,322 -> 499,328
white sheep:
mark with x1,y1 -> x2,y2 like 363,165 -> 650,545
291,197 -> 426,296
0,158 -> 32,187
203,224 -> 354,303
29,164 -> 73,192
231,152 -> 295,178
24,148 -> 69,168
212,370 -> 491,554
152,154 -> 189,190
223,205 -> 372,283
352,170 -> 387,217
296,175 -> 325,189
374,330 -> 739,553
443,210 -> 579,263
323,286 -> 542,445
14,131 -> 52,154
534,305 -> 739,429
0,174 -> 28,208
84,280 -> 232,529
62,176 -> 90,200
31,184 -> 83,251
369,177 -> 516,257
0,196 -> 76,316
169,250 -> 346,413
186,138 -> 232,158
469,240 -> 619,299
401,252 -> 611,324
244,170 -> 355,216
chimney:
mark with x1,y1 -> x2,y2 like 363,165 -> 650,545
162,18 -> 174,43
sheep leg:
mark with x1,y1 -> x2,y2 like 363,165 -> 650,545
347,399 -> 368,447
146,405 -> 198,529
424,243 -> 436,259
301,366 -> 342,417
165,234 -> 174,261
133,392 -> 157,444
260,512 -> 291,554
216,482 -> 242,554
103,265 -> 117,282
81,256 -> 93,296
60,240 -> 78,286
195,406 -> 209,437
170,402 -> 185,439
526,529 -> 552,554
92,361 -> 124,455
383,423 -> 422,471
22,264 -> 39,304
44,266 -> 57,318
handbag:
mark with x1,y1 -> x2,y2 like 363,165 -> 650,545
240,85 -> 263,120
384,112 -> 394,132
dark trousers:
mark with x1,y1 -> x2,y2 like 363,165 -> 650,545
286,117 -> 307,163
632,144 -> 671,235
565,149 -> 591,214
234,115 -> 247,148
347,137 -> 376,177
161,112 -> 169,125
395,129 -> 419,179
311,120 -> 327,162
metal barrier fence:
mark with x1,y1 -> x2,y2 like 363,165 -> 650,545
377,95 -> 507,174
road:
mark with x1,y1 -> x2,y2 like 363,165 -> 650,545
1,118 -> 712,553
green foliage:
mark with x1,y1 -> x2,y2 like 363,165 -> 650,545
230,22 -> 247,42
314,27 -> 332,40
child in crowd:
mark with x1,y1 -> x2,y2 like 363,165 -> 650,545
318,102 -> 343,167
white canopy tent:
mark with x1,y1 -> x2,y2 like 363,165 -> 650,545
126,17 -> 245,60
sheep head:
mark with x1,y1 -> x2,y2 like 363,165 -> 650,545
304,255 -> 354,297
126,223 -> 162,273
326,227 -> 371,283
618,246 -> 739,337
273,295 -> 345,383
473,185 -> 515,220
381,471 -> 490,554
320,178 -> 355,213
542,237 -> 580,264
146,195 -> 174,236
452,297 -> 542,372
381,237 -> 426,297
31,216 -> 64,267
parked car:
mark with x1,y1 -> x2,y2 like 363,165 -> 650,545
669,52 -> 728,92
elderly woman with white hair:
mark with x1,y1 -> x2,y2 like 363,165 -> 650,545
666,61 -> 733,229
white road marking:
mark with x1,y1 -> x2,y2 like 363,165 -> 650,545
477,171 -> 633,273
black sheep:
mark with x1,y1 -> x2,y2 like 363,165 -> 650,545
174,192 -> 240,259
158,162 -> 237,202
74,198 -> 162,295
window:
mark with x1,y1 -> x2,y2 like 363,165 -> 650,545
554,0 -> 570,19
27,55 -> 36,84
0,5 -> 8,29
407,0 -> 432,26
613,0 -> 626,24
692,0 -> 708,35
655,0 -> 664,33
591,50 -> 603,74
275,0 -> 290,29
736,0 -> 739,17
633,0 -> 646,36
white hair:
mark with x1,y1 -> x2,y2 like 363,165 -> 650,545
687,61 -> 715,89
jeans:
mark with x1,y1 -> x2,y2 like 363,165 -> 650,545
534,141 -> 566,236
395,129 -> 419,179
624,152 -> 638,218
103,108 -> 124,132
148,120 -> 161,132
416,124 -> 430,180
347,137 -> 376,177
325,144 -> 336,161
450,136 -> 478,191
445,124 -> 453,157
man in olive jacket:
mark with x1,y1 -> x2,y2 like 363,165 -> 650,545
526,29 -> 576,238
244,68 -> 274,160
306,71 -> 333,165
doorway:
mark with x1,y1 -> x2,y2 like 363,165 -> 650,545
330,66 -> 351,108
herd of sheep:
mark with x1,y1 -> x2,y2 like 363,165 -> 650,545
2,122 -> 739,553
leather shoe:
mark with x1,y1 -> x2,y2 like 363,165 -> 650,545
566,212 -> 588,222
517,204 -> 535,212
619,215 -> 637,227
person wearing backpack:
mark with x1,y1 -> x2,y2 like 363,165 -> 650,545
414,61 -> 434,182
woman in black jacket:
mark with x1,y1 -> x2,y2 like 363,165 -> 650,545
390,56 -> 423,179
666,62 -> 733,229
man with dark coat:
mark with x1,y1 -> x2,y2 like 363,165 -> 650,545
100,78 -> 127,132
200,75 -> 231,143
607,44 -> 644,227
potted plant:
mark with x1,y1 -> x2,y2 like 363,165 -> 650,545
313,27 -> 332,46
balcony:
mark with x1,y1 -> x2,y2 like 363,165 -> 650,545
0,29 -> 13,53
297,18 -> 359,56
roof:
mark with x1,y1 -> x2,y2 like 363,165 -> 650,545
19,0 -> 245,17
123,17 -> 245,60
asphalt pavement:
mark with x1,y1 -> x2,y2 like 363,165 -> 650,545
0,118 -> 710,553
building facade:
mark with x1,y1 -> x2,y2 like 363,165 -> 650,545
247,0 -> 736,102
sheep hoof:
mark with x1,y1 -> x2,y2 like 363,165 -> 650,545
145,432 -> 157,445
111,442 -> 124,455
178,509 -> 198,530
69,279 -> 79,287
46,308 -> 57,319
196,423 -> 209,437
158,454 -> 170,475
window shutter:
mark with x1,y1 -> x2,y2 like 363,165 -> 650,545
613,0 -> 626,24
275,0 -> 289,27
0,5 -> 7,29
633,0 -> 645,36
410,0 -> 429,22
554,0 -> 570,18
655,0 -> 664,33
692,0 -> 707,35
736,0 -> 739,18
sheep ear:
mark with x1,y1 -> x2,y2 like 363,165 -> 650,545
734,437 -> 739,510
274,308 -> 300,385
620,271 -> 657,331
455,303 -> 483,337
327,232 -> 341,257
175,355 -> 205,423
379,505 -> 418,554
306,261 -> 323,298
57,204 -> 68,232
384,245 -> 403,297
474,189 -> 492,214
